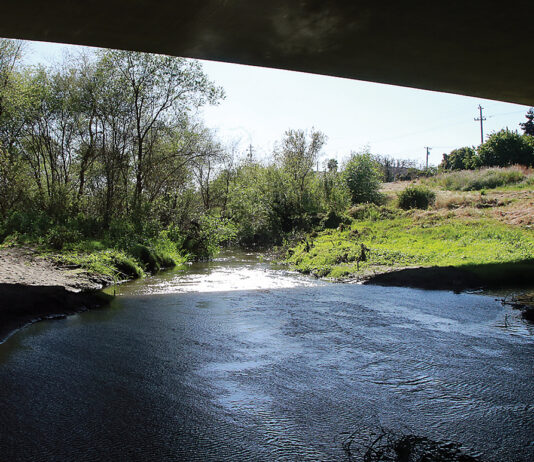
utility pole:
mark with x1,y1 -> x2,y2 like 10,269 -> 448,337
474,105 -> 486,144
424,146 -> 432,169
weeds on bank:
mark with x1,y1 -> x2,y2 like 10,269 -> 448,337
2,230 -> 187,283
49,235 -> 187,282
50,249 -> 145,280
285,213 -> 534,279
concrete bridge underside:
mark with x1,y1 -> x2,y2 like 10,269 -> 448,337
0,1 -> 532,105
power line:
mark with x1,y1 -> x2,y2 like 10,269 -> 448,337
474,105 -> 486,144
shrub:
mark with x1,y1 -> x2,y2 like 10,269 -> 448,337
45,226 -> 83,250
130,240 -> 178,273
439,146 -> 477,171
319,210 -> 349,229
398,186 -> 436,210
52,249 -> 145,280
343,151 -> 383,204
182,215 -> 237,260
110,252 -> 145,279
477,129 -> 534,167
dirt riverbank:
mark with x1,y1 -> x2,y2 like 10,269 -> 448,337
361,264 -> 534,320
0,247 -> 113,342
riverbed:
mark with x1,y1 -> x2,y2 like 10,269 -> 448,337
0,251 -> 533,461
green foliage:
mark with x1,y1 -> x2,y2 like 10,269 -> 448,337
347,204 -> 402,221
225,142 -> 349,245
397,185 -> 436,210
274,129 -> 326,190
520,108 -> 534,136
326,158 -> 338,172
53,249 -> 145,280
0,210 -> 48,239
397,167 -> 428,181
319,210 -> 349,229
439,146 -> 478,171
433,167 -> 526,191
477,129 -> 534,167
226,164 -> 278,245
182,214 -> 237,260
0,150 -> 32,217
320,167 -> 351,214
343,151 -> 383,204
45,226 -> 83,250
130,244 -> 174,273
285,216 -> 534,279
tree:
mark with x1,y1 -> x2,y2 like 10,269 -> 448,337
275,128 -> 325,187
343,151 -> 382,204
0,39 -> 24,126
326,158 -> 338,172
191,129 -> 224,211
274,128 -> 326,211
226,162 -> 278,245
320,162 -> 350,214
99,50 -> 224,210
477,129 -> 534,167
520,108 -> 534,136
439,146 -> 477,171
0,148 -> 31,217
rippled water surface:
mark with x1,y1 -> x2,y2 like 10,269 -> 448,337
0,251 -> 533,461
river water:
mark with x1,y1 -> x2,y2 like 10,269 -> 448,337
0,251 -> 533,461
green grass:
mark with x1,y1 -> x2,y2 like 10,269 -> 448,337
2,232 -> 187,284
427,167 -> 528,191
50,249 -> 146,280
285,215 -> 534,279
49,236 -> 187,282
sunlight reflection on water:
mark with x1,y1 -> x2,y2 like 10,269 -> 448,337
2,251 -> 533,461
113,251 -> 323,296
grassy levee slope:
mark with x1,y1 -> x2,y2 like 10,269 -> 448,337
285,168 -> 534,290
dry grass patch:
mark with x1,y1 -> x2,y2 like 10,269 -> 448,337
491,201 -> 534,227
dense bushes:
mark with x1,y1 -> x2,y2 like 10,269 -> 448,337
440,129 -> 534,172
440,147 -> 477,171
478,129 -> 534,167
398,185 -> 436,209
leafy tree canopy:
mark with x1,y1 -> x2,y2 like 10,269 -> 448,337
520,108 -> 534,136
439,146 -> 477,171
477,129 -> 534,167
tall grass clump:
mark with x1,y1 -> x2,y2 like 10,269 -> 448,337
347,204 -> 402,221
398,186 -> 436,210
52,249 -> 145,280
436,167 -> 526,191
129,230 -> 186,272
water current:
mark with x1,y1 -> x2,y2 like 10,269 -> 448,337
0,251 -> 533,461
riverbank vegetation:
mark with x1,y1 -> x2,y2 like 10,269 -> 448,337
285,169 -> 534,284
0,40 -> 232,280
1,38 -> 534,287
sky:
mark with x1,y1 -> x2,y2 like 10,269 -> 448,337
23,40 -> 531,168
